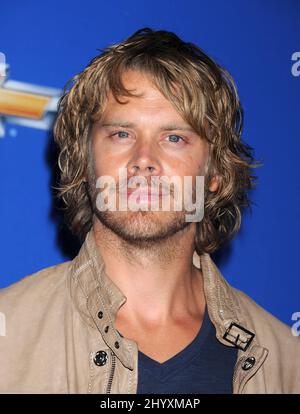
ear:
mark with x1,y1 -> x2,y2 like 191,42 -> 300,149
208,175 -> 220,192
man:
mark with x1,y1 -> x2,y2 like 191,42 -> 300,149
0,28 -> 299,394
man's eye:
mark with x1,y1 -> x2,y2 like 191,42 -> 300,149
167,134 -> 184,143
112,131 -> 129,139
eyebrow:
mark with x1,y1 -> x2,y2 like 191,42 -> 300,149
98,121 -> 195,132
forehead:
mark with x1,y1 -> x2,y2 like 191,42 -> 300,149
103,70 -> 179,114
118,69 -> 154,91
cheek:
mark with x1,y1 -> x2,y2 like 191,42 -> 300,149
191,144 -> 210,175
92,142 -> 127,178
169,153 -> 208,177
166,139 -> 209,175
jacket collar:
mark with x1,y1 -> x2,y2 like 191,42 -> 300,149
69,228 -> 256,370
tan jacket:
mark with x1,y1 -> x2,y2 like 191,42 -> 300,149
0,229 -> 299,394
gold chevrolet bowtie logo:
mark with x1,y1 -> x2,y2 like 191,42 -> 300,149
0,53 -> 61,137
0,88 -> 52,119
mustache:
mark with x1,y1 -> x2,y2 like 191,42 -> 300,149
116,184 -> 174,195
88,178 -> 175,196
116,180 -> 174,195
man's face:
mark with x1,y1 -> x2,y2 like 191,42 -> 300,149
89,69 -> 215,246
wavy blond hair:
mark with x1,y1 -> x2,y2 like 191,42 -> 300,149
53,28 -> 261,253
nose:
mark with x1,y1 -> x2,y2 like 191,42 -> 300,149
127,139 -> 162,177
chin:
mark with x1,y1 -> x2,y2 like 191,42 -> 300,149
95,209 -> 190,244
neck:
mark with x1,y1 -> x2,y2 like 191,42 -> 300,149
92,218 -> 205,326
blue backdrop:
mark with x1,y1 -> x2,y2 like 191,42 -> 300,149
0,0 -> 299,326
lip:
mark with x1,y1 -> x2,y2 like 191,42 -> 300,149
119,189 -> 170,203
120,188 -> 170,197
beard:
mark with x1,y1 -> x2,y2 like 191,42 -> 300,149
87,174 -> 195,248
86,158 -> 205,248
93,207 -> 191,248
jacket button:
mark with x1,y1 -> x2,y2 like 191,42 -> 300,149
114,341 -> 120,349
242,357 -> 256,371
104,326 -> 109,333
98,311 -> 103,319
93,350 -> 108,366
